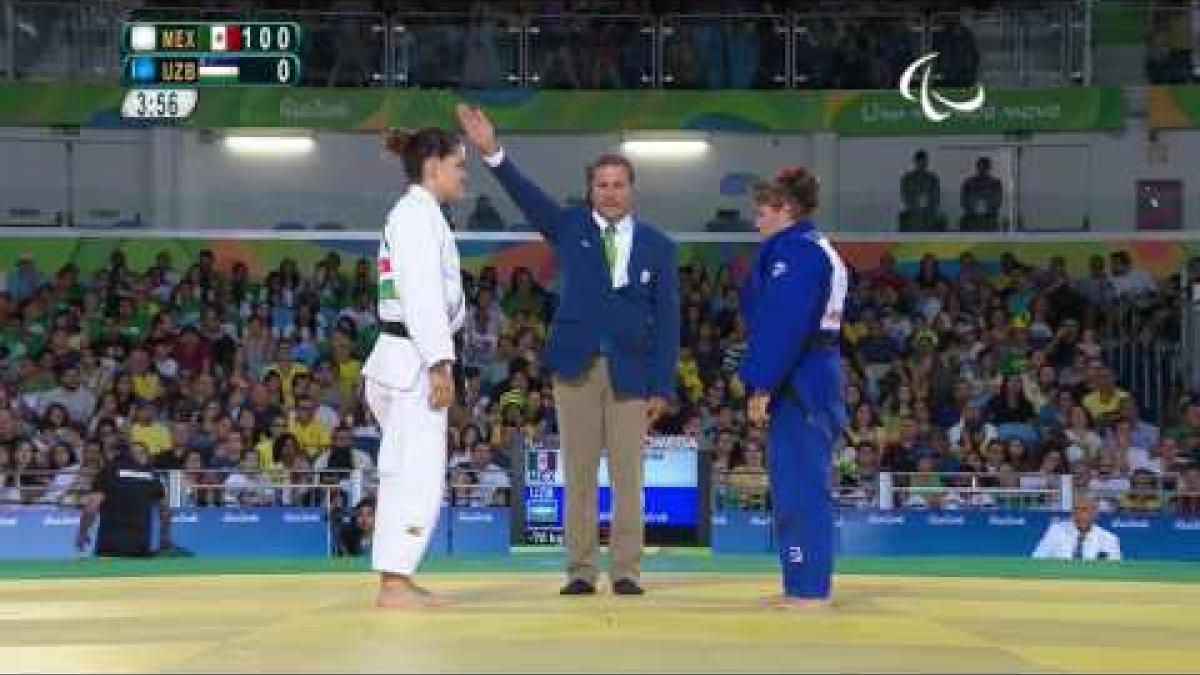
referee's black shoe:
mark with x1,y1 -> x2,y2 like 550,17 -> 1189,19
612,578 -> 645,596
560,579 -> 597,595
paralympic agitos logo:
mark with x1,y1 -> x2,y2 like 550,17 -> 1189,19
899,52 -> 986,122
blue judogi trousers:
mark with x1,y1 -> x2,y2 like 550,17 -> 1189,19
767,398 -> 836,599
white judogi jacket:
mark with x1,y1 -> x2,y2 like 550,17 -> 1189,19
362,184 -> 465,390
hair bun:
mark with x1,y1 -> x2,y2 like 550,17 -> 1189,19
754,165 -> 820,213
776,166 -> 816,188
382,128 -> 413,157
384,126 -> 463,182
776,166 -> 805,181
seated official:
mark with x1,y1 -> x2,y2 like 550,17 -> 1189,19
897,150 -> 944,232
959,156 -> 1003,232
76,442 -> 173,558
335,496 -> 376,557
1032,493 -> 1122,561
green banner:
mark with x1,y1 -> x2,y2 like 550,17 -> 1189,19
826,86 -> 1125,136
184,87 -> 833,132
465,90 -> 826,132
0,84 -> 127,127
1095,0 -> 1147,46
0,84 -> 826,132
0,84 -> 1124,134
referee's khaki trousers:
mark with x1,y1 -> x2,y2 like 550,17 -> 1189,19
554,357 -> 648,584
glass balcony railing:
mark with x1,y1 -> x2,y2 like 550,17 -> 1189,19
6,1 -> 125,82
0,2 -> 10,79
393,12 -> 521,88
1143,1 -> 1196,84
0,1 -> 1113,89
294,12 -> 388,88
793,11 -> 923,90
662,14 -> 788,89
529,14 -> 653,89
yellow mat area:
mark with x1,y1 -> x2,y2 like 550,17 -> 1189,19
1,572 -> 1197,673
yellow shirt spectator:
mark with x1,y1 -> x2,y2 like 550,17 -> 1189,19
842,320 -> 867,345
266,362 -> 309,409
334,358 -> 362,407
132,372 -> 162,402
289,419 -> 330,458
288,420 -> 331,456
1119,492 -> 1163,512
677,356 -> 703,403
256,437 -> 277,469
289,400 -> 330,457
130,421 -> 171,456
1083,388 -> 1130,425
728,374 -> 746,401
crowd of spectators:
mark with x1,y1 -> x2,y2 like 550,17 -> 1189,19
117,0 -> 984,90
0,239 -> 1195,520
0,240 -> 615,513
717,247 -> 1196,514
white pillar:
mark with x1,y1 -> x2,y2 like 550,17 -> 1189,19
349,469 -> 364,508
1059,473 -> 1073,512
149,128 -> 180,230
879,472 -> 894,510
167,470 -> 183,508
811,131 -> 840,230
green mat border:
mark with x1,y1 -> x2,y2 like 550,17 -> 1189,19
3,554 -> 1198,584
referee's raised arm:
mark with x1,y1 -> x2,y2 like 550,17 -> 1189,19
456,104 -> 566,243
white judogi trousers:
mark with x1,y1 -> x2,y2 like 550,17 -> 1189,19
364,374 -> 447,576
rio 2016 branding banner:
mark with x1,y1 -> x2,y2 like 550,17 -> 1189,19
7,503 -> 1197,561
0,506 -> 331,559
827,86 -> 1124,136
523,436 -> 700,545
0,84 -> 1126,135
713,508 -> 1200,562
0,505 -> 509,559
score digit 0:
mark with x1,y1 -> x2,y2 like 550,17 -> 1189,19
240,24 -> 295,51
277,57 -> 291,84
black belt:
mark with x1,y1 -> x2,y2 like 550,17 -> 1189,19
802,331 -> 840,350
380,321 -> 410,338
774,331 -> 841,410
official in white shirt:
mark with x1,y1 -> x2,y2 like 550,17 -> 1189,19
361,127 -> 468,609
1032,494 -> 1122,561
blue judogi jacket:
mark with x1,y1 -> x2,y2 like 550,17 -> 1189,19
737,219 -> 848,436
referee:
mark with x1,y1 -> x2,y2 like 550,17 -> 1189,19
76,442 -> 174,558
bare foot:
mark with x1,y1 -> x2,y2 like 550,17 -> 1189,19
376,581 -> 454,609
760,595 -> 833,610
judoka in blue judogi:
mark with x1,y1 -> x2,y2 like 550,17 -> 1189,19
738,168 -> 849,605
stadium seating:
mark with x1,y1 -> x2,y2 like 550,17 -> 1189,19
0,242 -> 1194,525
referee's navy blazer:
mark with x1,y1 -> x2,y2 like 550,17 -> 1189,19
487,154 -> 680,400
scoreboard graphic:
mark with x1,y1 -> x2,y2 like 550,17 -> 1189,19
522,437 -> 701,546
120,21 -> 302,119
